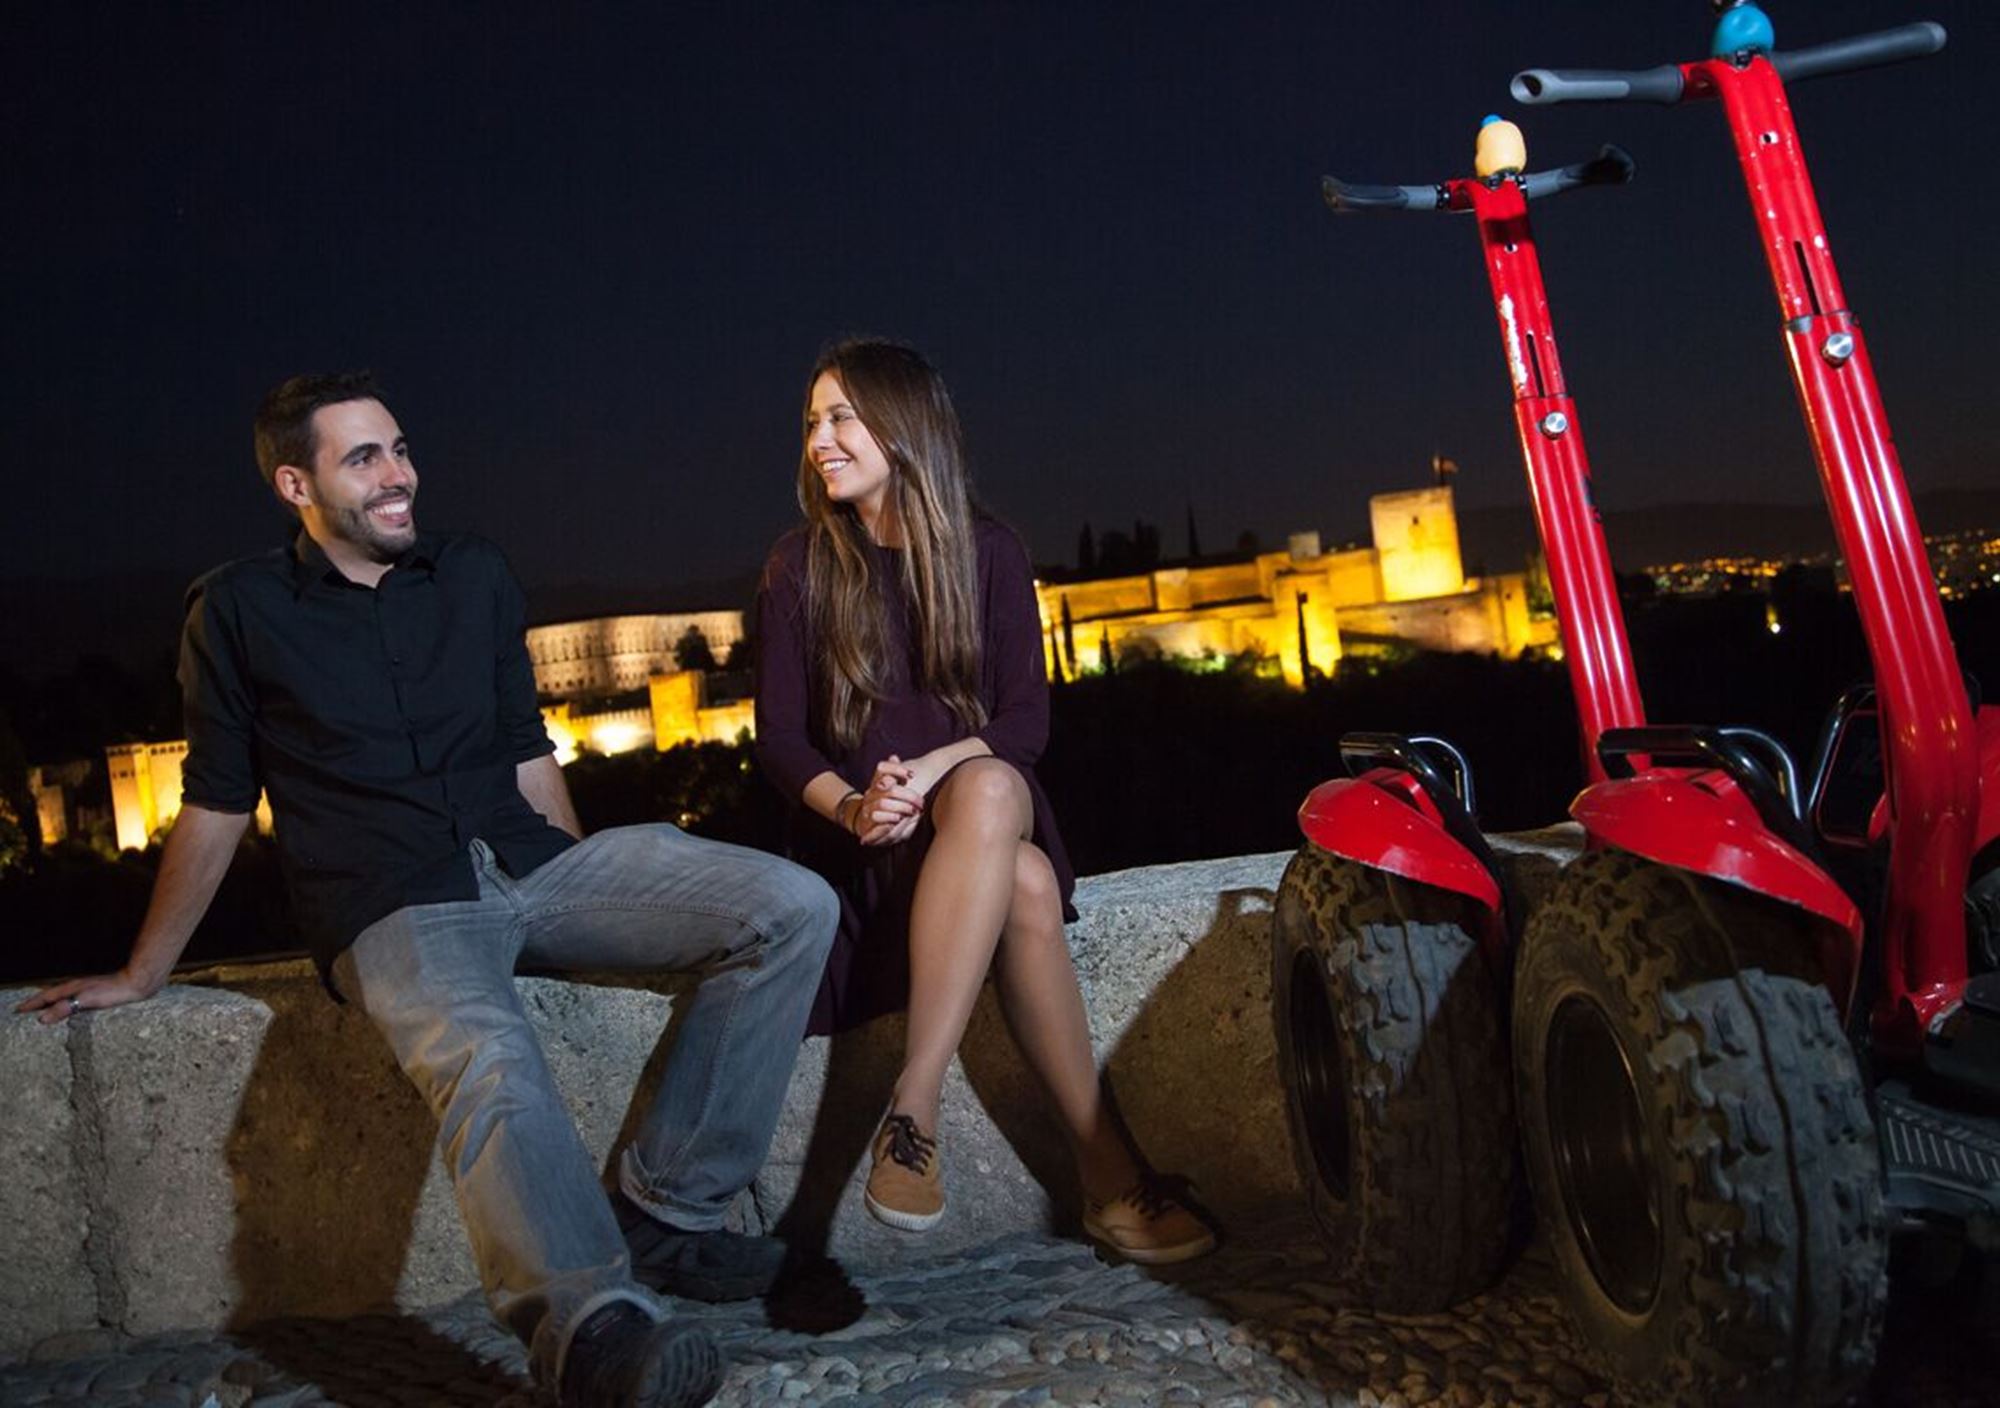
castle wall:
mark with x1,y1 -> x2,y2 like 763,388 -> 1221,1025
1035,485 -> 1485,682
1335,573 -> 1555,658
527,611 -> 745,698
1317,547 -> 1387,609
107,741 -> 185,852
106,742 -> 270,851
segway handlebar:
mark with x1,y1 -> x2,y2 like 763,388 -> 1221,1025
1519,145 -> 1635,201
1511,66 -> 1686,107
1319,177 -> 1443,213
1767,22 -> 1945,84
1321,145 -> 1633,215
1511,21 -> 1945,106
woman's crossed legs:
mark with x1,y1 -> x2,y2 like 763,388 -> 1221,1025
890,757 -> 1140,1201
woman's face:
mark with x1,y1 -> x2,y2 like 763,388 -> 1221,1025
805,372 -> 894,519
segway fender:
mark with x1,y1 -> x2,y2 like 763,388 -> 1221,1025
1297,775 -> 1503,912
1573,773 -> 1863,1006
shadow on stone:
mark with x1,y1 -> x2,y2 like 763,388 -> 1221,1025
766,989 -> 1094,1266
223,976 -> 437,1328
235,1311 -> 527,1406
770,1021 -> 902,1255
957,997 -> 1087,1233
1093,882 -> 1299,1238
762,1244 -> 868,1334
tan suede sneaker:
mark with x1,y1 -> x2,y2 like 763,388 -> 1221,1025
1083,1178 -> 1217,1265
864,1113 -> 944,1231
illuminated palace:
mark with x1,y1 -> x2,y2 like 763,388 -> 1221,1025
96,482 -> 1550,849
101,613 -> 756,848
1040,485 -> 1555,685
523,612 -> 754,765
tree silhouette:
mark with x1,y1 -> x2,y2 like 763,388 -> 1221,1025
673,625 -> 718,673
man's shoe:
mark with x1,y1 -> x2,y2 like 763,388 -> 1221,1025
559,1301 -> 721,1408
614,1193 -> 787,1302
863,1112 -> 944,1231
1083,1177 -> 1217,1265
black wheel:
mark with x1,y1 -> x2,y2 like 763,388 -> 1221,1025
1270,844 -> 1515,1311
1513,849 -> 1887,1408
1968,841 -> 2000,974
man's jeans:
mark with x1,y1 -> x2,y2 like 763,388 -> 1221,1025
331,824 -> 837,1387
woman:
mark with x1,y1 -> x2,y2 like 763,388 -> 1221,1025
754,338 -> 1213,1264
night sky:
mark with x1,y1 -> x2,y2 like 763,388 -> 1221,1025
8,1 -> 1996,615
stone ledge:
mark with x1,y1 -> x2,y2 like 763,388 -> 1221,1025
0,851 -> 1300,1357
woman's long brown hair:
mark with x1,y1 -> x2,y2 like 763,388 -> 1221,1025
798,339 -> 986,752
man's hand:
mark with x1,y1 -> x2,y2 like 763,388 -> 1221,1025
15,967 -> 164,1025
517,754 -> 584,839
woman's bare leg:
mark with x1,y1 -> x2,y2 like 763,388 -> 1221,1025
893,759 -> 1144,1199
990,842 -> 1142,1200
891,759 -> 1035,1132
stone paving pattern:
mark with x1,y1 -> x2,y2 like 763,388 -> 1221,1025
3,1215 -> 1991,1408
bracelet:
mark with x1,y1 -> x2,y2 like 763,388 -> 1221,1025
837,790 -> 864,837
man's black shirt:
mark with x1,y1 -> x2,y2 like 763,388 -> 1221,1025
178,530 -> 575,980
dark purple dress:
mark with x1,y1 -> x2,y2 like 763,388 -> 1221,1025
754,517 -> 1078,1035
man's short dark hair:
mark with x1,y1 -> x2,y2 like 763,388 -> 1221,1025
254,371 -> 384,492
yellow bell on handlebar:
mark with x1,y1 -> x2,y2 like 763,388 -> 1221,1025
1475,115 -> 1526,179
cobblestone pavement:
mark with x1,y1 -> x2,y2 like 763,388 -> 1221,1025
3,1216 -> 1992,1407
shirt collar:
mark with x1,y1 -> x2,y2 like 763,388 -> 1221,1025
289,529 -> 441,596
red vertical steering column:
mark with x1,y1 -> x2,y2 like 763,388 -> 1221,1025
1702,56 -> 1975,1048
1456,177 -> 1645,782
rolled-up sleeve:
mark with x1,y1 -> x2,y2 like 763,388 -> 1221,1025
178,576 -> 262,813
492,547 -> 556,764
754,542 -> 841,798
974,529 -> 1051,768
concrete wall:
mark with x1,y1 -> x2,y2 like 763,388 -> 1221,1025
0,852 -> 1299,1358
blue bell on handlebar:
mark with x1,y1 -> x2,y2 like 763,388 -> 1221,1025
1475,114 -> 1526,180
1711,2 -> 1775,59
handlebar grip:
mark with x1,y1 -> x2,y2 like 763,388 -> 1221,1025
1519,144 -> 1635,201
1770,21 -> 1946,84
1321,175 -> 1445,213
1510,64 -> 1685,106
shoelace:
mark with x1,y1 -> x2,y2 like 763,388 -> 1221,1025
880,1113 -> 937,1173
1105,1173 -> 1195,1219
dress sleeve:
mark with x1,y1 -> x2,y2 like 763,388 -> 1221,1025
492,545 -> 557,763
974,528 -> 1051,768
754,541 -> 842,798
177,575 -> 262,813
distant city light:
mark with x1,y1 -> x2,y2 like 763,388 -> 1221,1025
1645,527 -> 2000,602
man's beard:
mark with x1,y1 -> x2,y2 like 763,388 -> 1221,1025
329,491 -> 417,563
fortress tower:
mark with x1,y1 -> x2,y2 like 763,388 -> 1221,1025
1371,485 -> 1466,602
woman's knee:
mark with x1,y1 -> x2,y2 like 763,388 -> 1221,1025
1001,845 -> 1067,961
935,759 -> 1030,837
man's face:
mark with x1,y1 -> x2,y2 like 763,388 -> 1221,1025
290,398 -> 419,564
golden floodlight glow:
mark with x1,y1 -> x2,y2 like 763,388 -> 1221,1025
588,719 -> 651,756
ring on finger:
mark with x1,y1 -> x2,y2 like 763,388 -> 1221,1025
67,996 -> 82,1015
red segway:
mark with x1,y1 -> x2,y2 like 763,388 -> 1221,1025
1502,4 -> 1999,1403
1271,117 -> 1649,1312
1273,6 -> 2000,1407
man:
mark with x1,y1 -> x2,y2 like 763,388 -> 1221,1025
17,372 -> 838,1408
